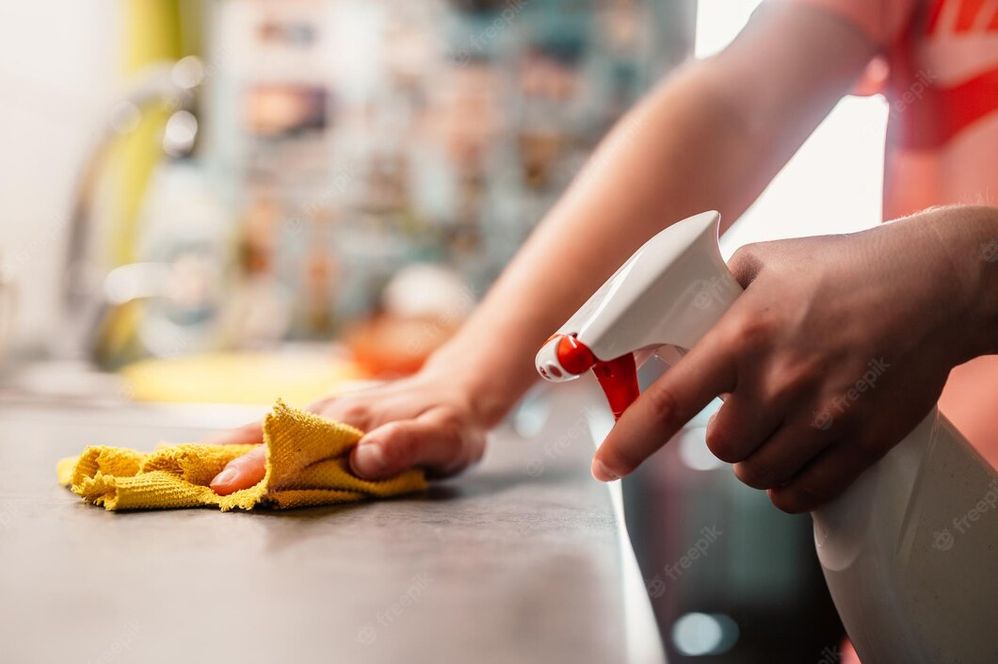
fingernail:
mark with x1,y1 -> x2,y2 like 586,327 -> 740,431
211,467 -> 237,488
592,459 -> 620,482
354,444 -> 386,474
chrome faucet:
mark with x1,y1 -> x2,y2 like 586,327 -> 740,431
60,57 -> 204,363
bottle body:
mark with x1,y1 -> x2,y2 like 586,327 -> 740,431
814,408 -> 998,663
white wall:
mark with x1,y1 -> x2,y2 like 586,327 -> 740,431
0,1 -> 120,350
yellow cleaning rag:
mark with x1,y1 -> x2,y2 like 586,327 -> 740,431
57,400 -> 426,511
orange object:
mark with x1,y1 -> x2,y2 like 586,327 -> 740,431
346,316 -> 459,378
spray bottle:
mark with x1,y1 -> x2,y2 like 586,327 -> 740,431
535,211 -> 998,663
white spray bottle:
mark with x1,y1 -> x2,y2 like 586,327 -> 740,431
535,211 -> 998,663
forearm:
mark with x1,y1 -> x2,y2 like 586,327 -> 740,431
430,4 -> 876,425
431,62 -> 761,423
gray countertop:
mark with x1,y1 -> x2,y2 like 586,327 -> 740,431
0,387 -> 663,664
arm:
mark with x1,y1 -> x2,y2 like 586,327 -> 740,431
434,2 -> 878,423
210,3 -> 878,493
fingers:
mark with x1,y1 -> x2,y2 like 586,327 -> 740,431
209,421 -> 264,445
704,394 -> 782,463
766,440 -> 871,513
592,328 -> 737,481
351,408 -> 484,480
307,393 -> 403,433
209,407 -> 482,492
210,445 -> 266,495
732,419 -> 832,490
727,243 -> 766,287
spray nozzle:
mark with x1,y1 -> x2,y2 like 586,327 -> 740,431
535,211 -> 741,420
536,333 -> 640,420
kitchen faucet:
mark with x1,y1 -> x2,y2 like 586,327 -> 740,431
60,56 -> 204,364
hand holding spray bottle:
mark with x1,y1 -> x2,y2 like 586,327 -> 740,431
536,211 -> 998,663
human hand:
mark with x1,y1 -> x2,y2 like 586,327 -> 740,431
209,360 -> 494,495
591,206 -> 998,512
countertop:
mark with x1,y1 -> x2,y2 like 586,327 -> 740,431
0,387 -> 663,664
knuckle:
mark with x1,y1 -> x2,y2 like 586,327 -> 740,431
644,385 -> 684,432
769,487 -> 814,514
433,428 -> 485,478
768,359 -> 819,403
434,407 -> 465,431
704,426 -> 744,463
378,423 -> 414,464
767,383 -> 798,408
728,245 -> 762,283
427,409 -> 464,443
810,397 -> 843,432
334,401 -> 370,426
436,427 -> 463,459
726,314 -> 773,352
728,244 -> 755,264
732,461 -> 775,490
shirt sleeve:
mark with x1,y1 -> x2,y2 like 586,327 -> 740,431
767,0 -> 919,46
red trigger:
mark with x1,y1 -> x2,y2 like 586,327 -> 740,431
591,353 -> 639,420
555,335 -> 640,420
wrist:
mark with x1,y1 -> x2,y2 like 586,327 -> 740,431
929,205 -> 998,358
423,338 -> 532,428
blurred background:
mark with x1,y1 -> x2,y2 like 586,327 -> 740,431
0,0 -> 889,661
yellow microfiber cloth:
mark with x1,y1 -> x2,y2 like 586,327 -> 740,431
57,400 -> 426,511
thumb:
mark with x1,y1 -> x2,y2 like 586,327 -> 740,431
351,410 -> 473,480
210,445 -> 266,495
